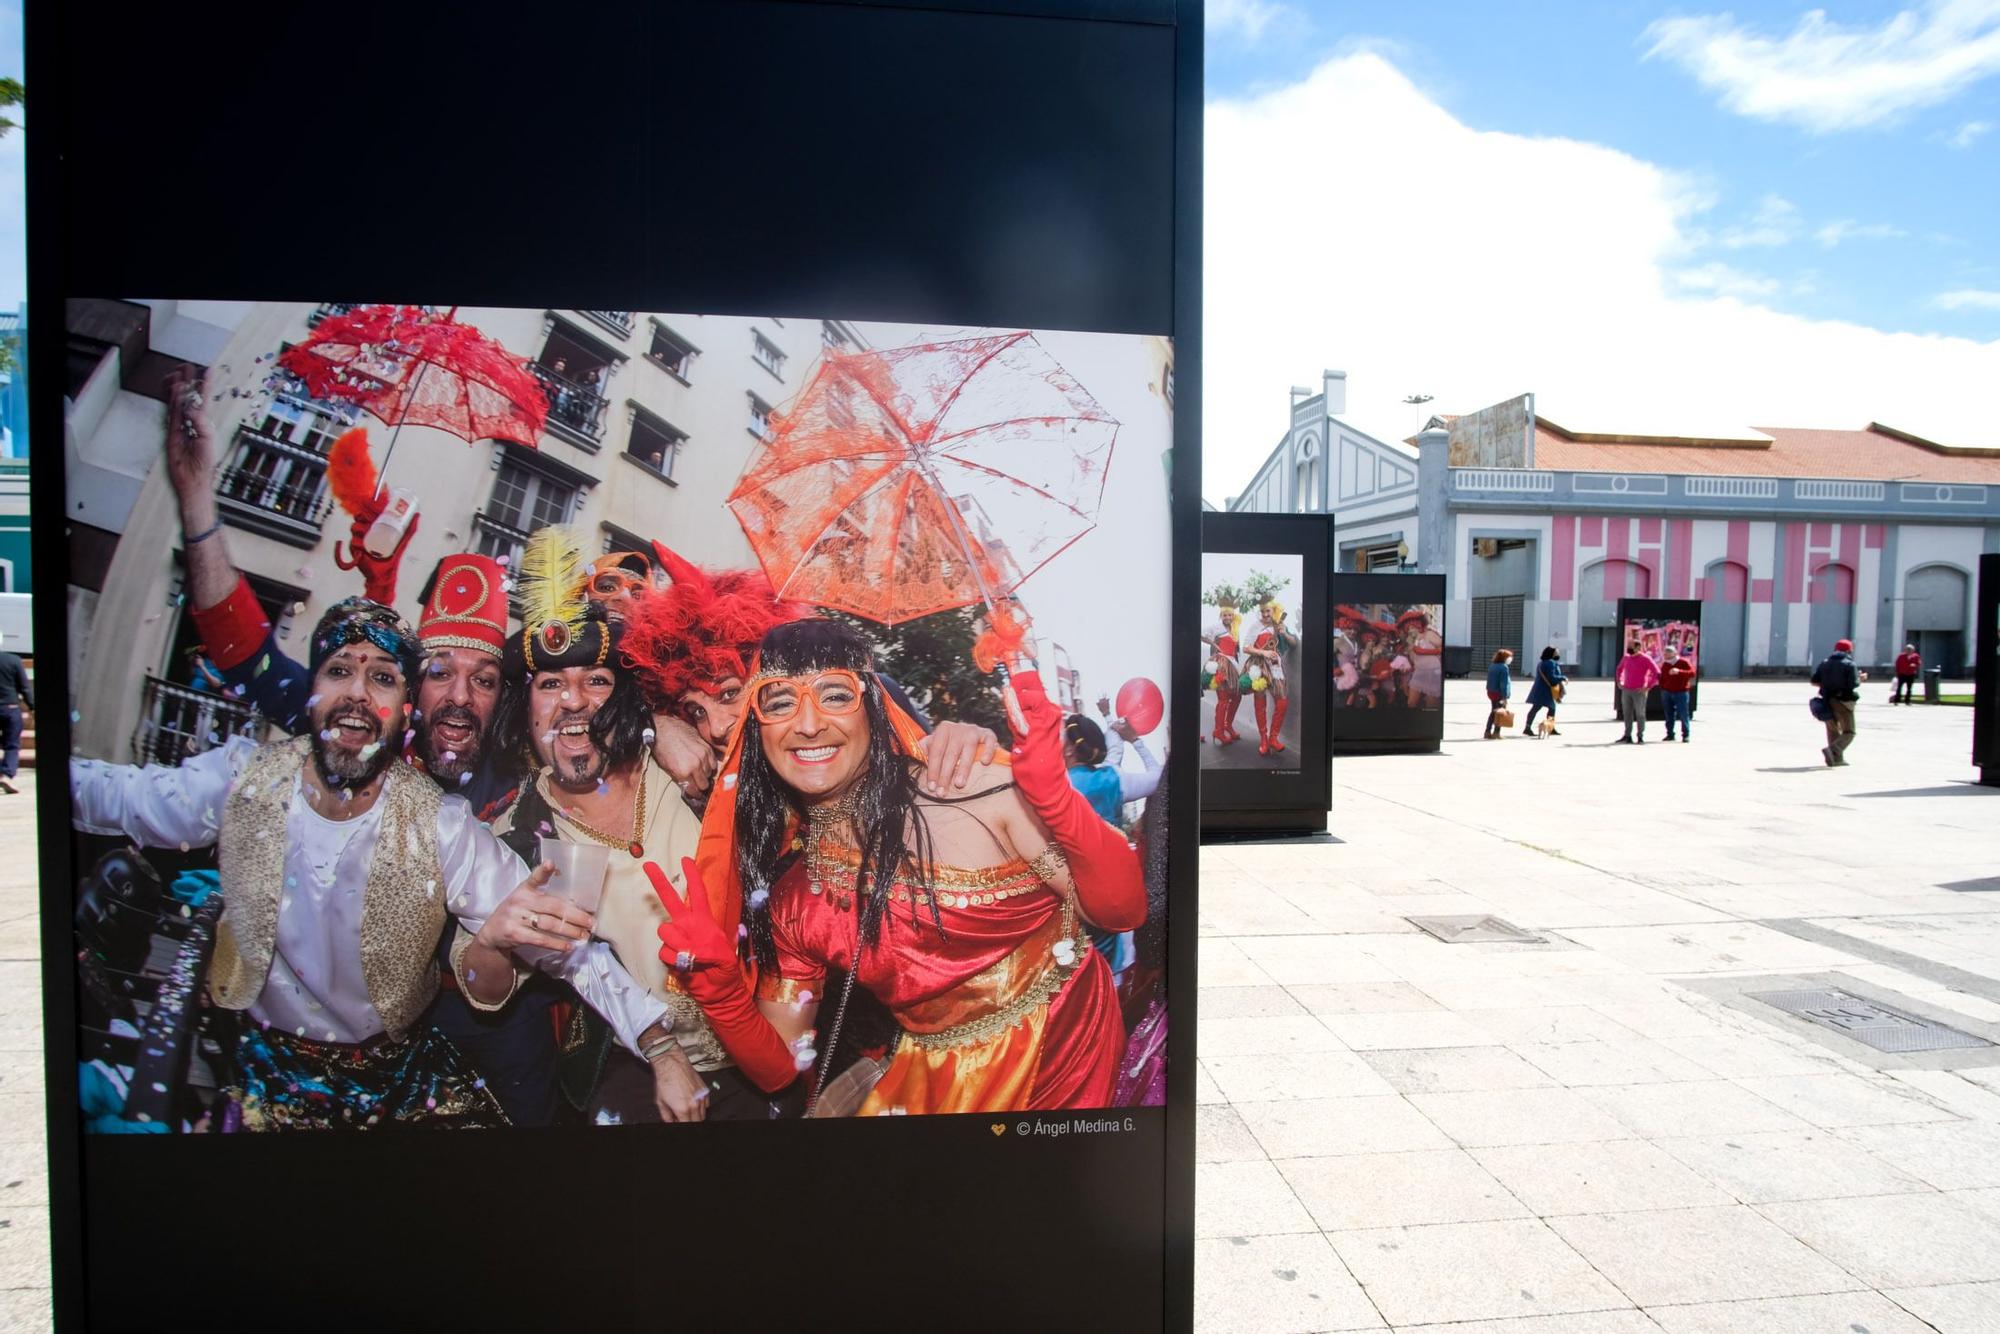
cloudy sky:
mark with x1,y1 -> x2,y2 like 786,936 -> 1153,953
1204,0 -> 2000,503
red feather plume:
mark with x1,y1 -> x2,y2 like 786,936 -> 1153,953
326,427 -> 382,518
618,544 -> 816,707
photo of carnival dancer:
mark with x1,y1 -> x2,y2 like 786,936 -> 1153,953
67,595 -> 671,1130
644,619 -> 1147,1116
1243,597 -> 1297,756
156,369 -> 691,1125
1200,590 -> 1245,748
616,542 -> 1004,811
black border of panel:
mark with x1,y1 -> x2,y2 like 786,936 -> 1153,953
1617,596 -> 1705,719
29,1 -> 1203,1330
1198,512 -> 1333,837
1975,554 -> 1997,786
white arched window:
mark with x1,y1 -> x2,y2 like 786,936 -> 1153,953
1294,436 -> 1321,513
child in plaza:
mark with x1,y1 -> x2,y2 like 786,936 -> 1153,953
1615,641 -> 1659,744
1658,644 -> 1695,742
1892,643 -> 1921,704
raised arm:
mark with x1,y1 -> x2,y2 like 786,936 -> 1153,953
69,735 -> 251,848
1000,671 -> 1146,931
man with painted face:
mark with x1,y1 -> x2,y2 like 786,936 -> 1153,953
68,598 -> 670,1129
618,542 -> 1001,811
479,530 -> 754,1122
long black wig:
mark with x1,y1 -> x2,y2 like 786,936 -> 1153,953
734,620 -> 941,973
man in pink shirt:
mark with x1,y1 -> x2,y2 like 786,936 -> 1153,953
1615,641 -> 1660,744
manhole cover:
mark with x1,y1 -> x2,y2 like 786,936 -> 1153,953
1406,915 -> 1546,945
1748,988 -> 1993,1053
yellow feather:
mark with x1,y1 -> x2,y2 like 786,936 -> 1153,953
517,524 -> 585,637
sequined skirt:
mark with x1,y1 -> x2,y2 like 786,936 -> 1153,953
228,1023 -> 509,1131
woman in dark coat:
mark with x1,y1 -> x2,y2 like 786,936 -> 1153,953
1523,645 -> 1566,738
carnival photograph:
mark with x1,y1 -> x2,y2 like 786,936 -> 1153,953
1198,552 -> 1302,770
1331,602 -> 1444,712
63,300 -> 1175,1131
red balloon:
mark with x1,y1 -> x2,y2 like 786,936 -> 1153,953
1115,677 -> 1165,735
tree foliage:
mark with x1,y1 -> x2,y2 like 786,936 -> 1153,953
0,79 -> 21,139
823,605 -> 1013,742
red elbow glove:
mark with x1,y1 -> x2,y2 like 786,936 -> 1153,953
644,858 -> 799,1094
190,576 -> 273,672
1006,670 -> 1148,931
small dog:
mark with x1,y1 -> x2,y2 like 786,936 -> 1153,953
1537,717 -> 1556,737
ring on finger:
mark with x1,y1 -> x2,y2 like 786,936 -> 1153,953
526,911 -> 540,931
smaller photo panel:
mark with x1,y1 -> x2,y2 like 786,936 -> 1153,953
1200,552 -> 1304,772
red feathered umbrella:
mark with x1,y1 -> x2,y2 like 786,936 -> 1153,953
277,305 -> 549,462
725,332 -> 1119,626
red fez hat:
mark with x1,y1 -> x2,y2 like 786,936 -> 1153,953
420,554 -> 508,657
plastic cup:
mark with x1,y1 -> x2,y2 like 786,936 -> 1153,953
538,836 -> 610,917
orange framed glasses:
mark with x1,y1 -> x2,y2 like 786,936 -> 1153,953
747,669 -> 867,725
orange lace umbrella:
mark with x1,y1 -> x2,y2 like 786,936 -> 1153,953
726,331 -> 1120,625
277,304 -> 549,463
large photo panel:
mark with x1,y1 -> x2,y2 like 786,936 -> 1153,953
35,3 -> 1200,1329
65,303 -> 1174,1132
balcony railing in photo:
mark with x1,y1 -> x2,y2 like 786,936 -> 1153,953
136,676 -> 263,768
526,362 -> 609,445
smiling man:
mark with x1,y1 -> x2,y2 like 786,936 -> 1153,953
483,540 -> 764,1123
68,598 -> 668,1130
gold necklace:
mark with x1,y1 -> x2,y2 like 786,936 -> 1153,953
543,763 -> 649,858
802,789 -> 861,905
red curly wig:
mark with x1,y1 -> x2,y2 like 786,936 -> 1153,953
617,541 -> 817,708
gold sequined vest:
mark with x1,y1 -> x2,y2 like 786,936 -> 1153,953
208,736 -> 447,1039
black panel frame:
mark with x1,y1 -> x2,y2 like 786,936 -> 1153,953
29,2 -> 1203,1330
1330,572 -> 1447,755
1198,512 -> 1332,837
1616,596 -> 1705,720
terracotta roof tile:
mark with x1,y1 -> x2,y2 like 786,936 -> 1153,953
1531,423 -> 2000,483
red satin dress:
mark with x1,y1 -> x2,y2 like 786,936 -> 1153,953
755,844 -> 1123,1114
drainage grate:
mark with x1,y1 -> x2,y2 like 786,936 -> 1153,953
1748,988 -> 1993,1053
1406,915 -> 1546,945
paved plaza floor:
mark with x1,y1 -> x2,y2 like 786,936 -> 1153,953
3,680 -> 1998,1331
1199,679 -> 2000,1333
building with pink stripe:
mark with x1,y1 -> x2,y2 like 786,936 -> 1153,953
1227,379 -> 2000,677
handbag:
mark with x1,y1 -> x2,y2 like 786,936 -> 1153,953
1494,707 -> 1516,729
1808,696 -> 1831,722
1551,682 -> 1565,703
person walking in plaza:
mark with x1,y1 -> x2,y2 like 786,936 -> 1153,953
1892,643 -> 1921,704
1521,646 -> 1565,738
1483,649 -> 1514,740
1812,637 -> 1863,766
1615,640 -> 1659,744
1658,644 -> 1695,742
0,631 -> 29,795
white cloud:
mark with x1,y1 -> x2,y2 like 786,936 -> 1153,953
1644,0 -> 2000,132
1672,262 -> 1782,297
1208,0 -> 1299,45
1949,118 -> 1995,146
1203,52 -> 2000,500
1935,288 -> 2000,309
1718,194 -> 1799,247
1815,219 -> 1908,246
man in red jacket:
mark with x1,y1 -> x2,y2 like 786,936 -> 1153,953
1658,645 -> 1696,742
1893,644 -> 1921,704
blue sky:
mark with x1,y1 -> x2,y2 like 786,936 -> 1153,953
1203,0 -> 2000,496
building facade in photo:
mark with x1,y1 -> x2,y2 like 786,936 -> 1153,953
62,299 -> 863,765
1227,375 -> 2000,677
